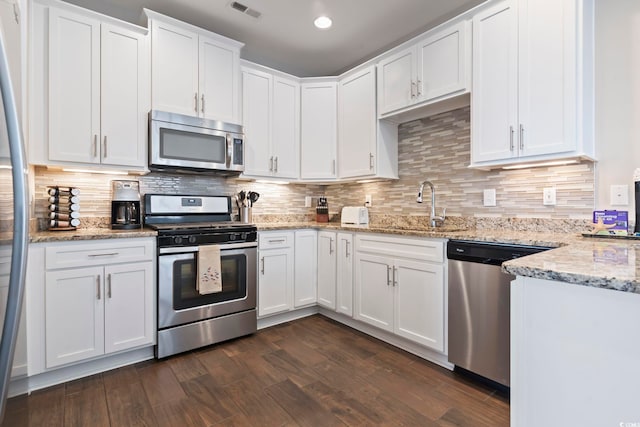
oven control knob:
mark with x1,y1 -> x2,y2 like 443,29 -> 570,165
188,236 -> 197,244
229,233 -> 237,241
174,236 -> 183,245
240,233 -> 247,240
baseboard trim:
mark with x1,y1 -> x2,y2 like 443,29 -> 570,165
257,306 -> 319,329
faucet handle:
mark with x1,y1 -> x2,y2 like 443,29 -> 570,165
431,208 -> 447,226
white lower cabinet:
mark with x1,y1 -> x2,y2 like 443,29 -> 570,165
258,231 -> 294,316
354,234 -> 445,352
336,233 -> 354,316
317,231 -> 337,309
43,239 -> 155,369
294,230 -> 317,307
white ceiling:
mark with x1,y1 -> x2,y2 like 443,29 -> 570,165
61,0 -> 486,77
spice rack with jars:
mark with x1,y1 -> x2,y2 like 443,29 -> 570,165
48,186 -> 80,230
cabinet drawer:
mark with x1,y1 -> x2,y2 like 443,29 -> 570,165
258,232 -> 293,250
356,234 -> 444,263
46,239 -> 154,270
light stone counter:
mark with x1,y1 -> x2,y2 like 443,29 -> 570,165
257,221 -> 640,294
29,227 -> 157,243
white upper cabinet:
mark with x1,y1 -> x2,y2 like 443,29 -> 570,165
300,81 -> 337,180
242,64 -> 299,179
470,0 -> 595,168
31,1 -> 149,171
338,65 -> 398,180
148,10 -> 242,124
378,21 -> 470,118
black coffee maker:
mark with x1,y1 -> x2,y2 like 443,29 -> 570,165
111,180 -> 141,229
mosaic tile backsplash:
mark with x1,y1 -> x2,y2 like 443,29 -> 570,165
31,106 -> 596,228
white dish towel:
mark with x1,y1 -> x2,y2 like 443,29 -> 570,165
197,245 -> 223,295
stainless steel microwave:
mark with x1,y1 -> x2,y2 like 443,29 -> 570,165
149,110 -> 244,175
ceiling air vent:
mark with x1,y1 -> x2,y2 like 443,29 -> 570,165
230,1 -> 261,19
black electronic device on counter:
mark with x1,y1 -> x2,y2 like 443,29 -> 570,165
111,180 -> 141,230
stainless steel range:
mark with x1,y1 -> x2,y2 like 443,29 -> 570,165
144,194 -> 257,358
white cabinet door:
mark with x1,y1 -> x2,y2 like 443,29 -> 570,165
336,233 -> 354,317
317,231 -> 337,309
394,259 -> 445,352
354,253 -> 393,332
258,248 -> 293,316
151,19 -> 199,116
272,76 -> 300,179
377,47 -> 415,115
48,8 -> 100,164
104,262 -> 154,354
471,1 -> 518,164
300,82 -> 337,180
45,266 -> 105,368
338,66 -> 376,179
517,0 -> 576,157
417,21 -> 468,102
294,231 -> 317,307
199,34 -> 240,123
242,68 -> 272,177
100,23 -> 148,168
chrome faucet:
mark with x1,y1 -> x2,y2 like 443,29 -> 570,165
417,180 -> 446,227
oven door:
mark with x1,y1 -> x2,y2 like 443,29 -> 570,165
158,242 -> 257,329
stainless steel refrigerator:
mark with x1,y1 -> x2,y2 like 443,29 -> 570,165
0,0 -> 28,421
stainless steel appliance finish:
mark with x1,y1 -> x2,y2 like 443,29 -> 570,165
447,240 -> 550,387
111,180 -> 141,230
145,194 -> 257,358
0,15 -> 29,421
149,110 -> 244,175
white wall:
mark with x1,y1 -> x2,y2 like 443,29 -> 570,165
595,0 -> 640,224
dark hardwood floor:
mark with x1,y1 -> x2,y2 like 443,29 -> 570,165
2,315 -> 509,426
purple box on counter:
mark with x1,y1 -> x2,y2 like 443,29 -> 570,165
592,210 -> 629,235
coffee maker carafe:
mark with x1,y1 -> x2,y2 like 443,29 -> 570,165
111,180 -> 141,229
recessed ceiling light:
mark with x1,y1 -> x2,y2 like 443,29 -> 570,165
314,16 -> 332,29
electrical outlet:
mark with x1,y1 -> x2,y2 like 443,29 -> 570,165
365,195 -> 372,207
610,184 -> 629,206
483,189 -> 496,207
305,196 -> 312,208
543,188 -> 556,206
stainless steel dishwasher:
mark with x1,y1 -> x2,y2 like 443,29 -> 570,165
447,240 -> 550,387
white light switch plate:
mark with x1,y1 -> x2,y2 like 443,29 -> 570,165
543,188 -> 556,205
305,196 -> 312,207
610,184 -> 629,205
364,195 -> 372,207
483,189 -> 496,207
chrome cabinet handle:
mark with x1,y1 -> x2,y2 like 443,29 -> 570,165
393,266 -> 398,287
519,124 -> 525,150
332,159 -> 336,175
509,126 -> 515,152
416,79 -> 422,96
93,135 -> 98,157
268,239 -> 286,243
88,252 -> 119,257
329,237 -> 334,254
410,81 -> 416,98
269,156 -> 274,172
386,266 -> 391,286
345,240 -> 350,258
274,156 -> 278,173
201,94 -> 205,114
194,92 -> 198,113
103,135 -> 107,158
369,153 -> 374,170
260,257 -> 265,275
96,276 -> 101,300
107,273 -> 112,298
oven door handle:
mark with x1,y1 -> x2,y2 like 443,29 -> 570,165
159,242 -> 258,255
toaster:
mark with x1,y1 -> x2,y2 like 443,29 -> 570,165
341,207 -> 369,226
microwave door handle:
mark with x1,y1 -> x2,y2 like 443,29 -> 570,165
226,133 -> 232,167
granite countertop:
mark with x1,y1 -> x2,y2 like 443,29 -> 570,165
257,221 -> 640,295
30,227 -> 157,243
